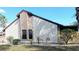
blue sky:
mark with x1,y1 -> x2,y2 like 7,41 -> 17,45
0,7 -> 76,26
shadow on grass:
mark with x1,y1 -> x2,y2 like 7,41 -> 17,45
0,45 -> 79,51
0,45 -> 10,51
24,45 -> 79,51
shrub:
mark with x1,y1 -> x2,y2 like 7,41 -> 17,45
13,39 -> 20,45
37,37 -> 40,44
29,39 -> 33,45
7,36 -> 14,44
46,37 -> 50,44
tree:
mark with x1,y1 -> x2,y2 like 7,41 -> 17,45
71,32 -> 79,43
60,29 -> 75,44
0,14 -> 7,29
70,21 -> 78,26
75,7 -> 79,31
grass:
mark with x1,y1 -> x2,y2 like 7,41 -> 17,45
8,45 -> 42,51
0,45 -> 79,51
0,45 -> 10,51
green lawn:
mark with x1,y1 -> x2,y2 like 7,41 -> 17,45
0,45 -> 79,51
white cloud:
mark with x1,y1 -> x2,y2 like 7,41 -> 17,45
0,9 -> 5,13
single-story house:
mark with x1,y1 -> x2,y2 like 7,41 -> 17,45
0,10 -> 78,44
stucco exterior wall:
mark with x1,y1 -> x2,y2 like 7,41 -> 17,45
5,19 -> 19,39
0,35 -> 6,43
5,11 -> 59,44
32,16 -> 58,43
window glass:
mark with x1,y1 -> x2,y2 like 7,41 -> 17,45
29,29 -> 33,39
22,30 -> 27,39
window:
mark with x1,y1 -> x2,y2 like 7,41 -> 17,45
22,30 -> 27,39
29,29 -> 33,39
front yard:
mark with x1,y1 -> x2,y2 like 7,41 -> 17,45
0,45 -> 79,51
